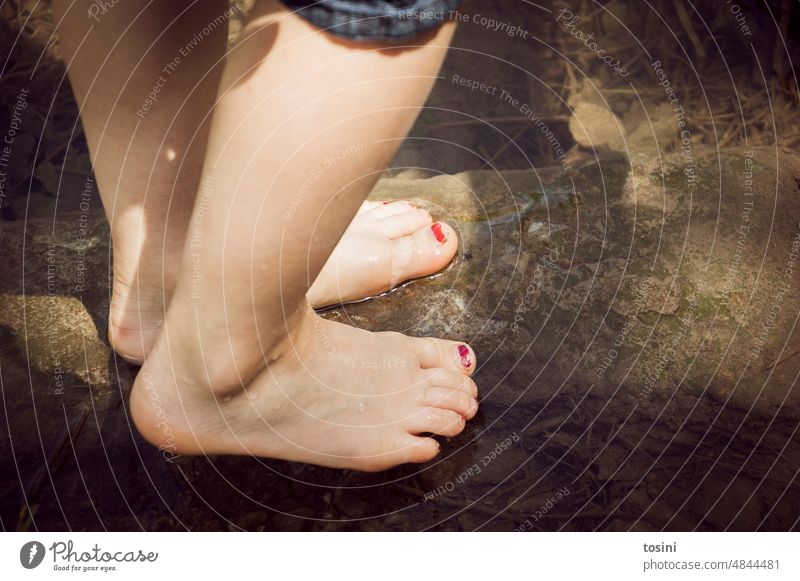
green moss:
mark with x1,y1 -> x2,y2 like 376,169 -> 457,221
690,293 -> 727,319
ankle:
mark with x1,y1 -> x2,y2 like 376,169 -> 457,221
161,296 -> 316,397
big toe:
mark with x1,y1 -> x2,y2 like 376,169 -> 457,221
389,221 -> 459,287
410,337 -> 477,375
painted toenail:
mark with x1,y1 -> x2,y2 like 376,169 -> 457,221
458,344 -> 472,369
431,222 -> 447,243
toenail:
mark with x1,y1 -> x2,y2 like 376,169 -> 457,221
458,344 -> 473,369
431,222 -> 448,244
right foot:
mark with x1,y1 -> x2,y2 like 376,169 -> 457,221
130,310 -> 478,471
109,200 -> 459,365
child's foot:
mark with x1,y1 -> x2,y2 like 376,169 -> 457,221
130,309 -> 478,471
309,200 -> 459,307
108,200 -> 458,364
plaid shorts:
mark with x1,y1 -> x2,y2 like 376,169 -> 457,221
279,0 -> 461,42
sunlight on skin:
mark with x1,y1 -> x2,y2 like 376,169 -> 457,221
117,204 -> 147,263
128,4 -> 479,471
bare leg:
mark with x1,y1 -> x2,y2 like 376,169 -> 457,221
54,0 -> 459,365
131,1 -> 477,471
52,0 -> 229,362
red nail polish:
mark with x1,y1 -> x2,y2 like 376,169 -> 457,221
458,344 -> 472,369
431,222 -> 447,243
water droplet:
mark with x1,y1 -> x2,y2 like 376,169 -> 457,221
247,390 -> 259,401
357,401 -> 366,413
222,394 -> 232,403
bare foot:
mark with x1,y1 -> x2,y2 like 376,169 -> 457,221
109,200 -> 458,364
309,200 -> 459,308
130,309 -> 478,471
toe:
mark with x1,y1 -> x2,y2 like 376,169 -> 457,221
409,408 -> 466,438
349,434 -> 440,472
388,221 -> 458,285
367,200 -> 417,219
425,368 -> 478,396
357,200 -> 382,215
411,337 -> 477,375
377,208 -> 433,239
400,435 -> 441,464
423,387 -> 479,419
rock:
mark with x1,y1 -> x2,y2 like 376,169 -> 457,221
362,146 -> 800,419
624,102 -> 677,152
567,79 -> 627,151
0,293 -> 111,388
569,101 -> 627,151
0,207 -> 112,397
